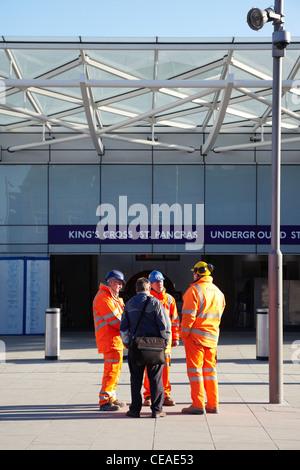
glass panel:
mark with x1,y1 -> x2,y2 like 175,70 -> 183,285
100,165 -> 152,251
0,245 -> 48,254
205,165 -> 256,224
153,243 -> 204,254
0,165 -> 47,225
101,165 -> 152,208
87,49 -> 155,80
30,91 -> 80,115
205,244 -> 256,253
101,244 -> 151,253
49,244 -> 99,254
257,165 -> 300,226
5,89 -> 32,108
105,93 -> 153,116
0,226 -> 47,244
281,166 -> 300,225
257,165 -> 271,225
157,50 -> 226,79
12,49 -> 79,79
153,164 -> 204,208
153,165 -> 204,252
49,165 -> 100,224
0,50 -> 14,78
234,51 -> 273,79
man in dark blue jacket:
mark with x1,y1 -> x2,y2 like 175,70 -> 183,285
120,277 -> 171,418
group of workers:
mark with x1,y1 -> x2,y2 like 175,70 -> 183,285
92,261 -> 226,417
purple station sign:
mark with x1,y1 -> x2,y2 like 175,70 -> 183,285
48,225 -> 300,245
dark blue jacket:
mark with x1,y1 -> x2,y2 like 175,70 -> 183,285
120,293 -> 171,349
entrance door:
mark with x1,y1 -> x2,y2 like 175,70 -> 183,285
50,255 -> 97,330
122,270 -> 177,302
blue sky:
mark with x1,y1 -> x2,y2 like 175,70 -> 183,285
1,0 -> 299,39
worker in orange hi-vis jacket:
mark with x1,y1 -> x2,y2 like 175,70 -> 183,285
143,270 -> 180,407
93,270 -> 126,412
180,261 -> 225,415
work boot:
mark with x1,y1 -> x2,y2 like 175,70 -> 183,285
99,399 -> 120,411
152,411 -> 166,418
113,399 -> 126,408
163,396 -> 175,406
181,405 -> 205,415
205,406 -> 219,414
143,396 -> 151,406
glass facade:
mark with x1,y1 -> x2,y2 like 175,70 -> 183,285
1,162 -> 300,255
49,164 -> 100,225
205,165 -> 256,225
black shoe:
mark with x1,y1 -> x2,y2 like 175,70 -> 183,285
152,411 -> 166,418
126,410 -> 140,418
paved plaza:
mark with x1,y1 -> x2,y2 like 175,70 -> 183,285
0,330 -> 300,451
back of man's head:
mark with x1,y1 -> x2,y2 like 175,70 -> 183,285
136,277 -> 150,293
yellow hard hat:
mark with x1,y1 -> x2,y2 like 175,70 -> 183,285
191,261 -> 214,276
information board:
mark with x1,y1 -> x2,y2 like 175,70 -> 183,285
0,258 -> 49,335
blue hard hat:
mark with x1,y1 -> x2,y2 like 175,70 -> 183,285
148,270 -> 165,282
105,270 -> 126,284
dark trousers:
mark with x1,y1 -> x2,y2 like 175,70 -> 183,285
128,354 -> 164,415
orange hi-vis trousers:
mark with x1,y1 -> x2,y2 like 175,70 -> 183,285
99,349 -> 123,406
143,352 -> 171,398
184,337 -> 218,409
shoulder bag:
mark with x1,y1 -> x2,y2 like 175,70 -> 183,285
129,296 -> 166,367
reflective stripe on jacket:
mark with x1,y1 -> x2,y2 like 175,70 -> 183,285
150,289 -> 180,352
180,276 -> 225,348
93,283 -> 124,353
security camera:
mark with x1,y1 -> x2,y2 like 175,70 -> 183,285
273,29 -> 291,49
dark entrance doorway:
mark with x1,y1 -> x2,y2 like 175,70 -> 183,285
50,255 -> 98,330
122,270 -> 177,303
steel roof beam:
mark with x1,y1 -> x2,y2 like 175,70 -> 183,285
79,74 -> 104,155
8,131 -> 195,153
201,74 -> 235,156
0,40 -> 277,52
3,78 -> 295,88
80,51 -> 104,132
1,102 -> 90,134
6,86 -> 217,151
202,50 -> 234,131
214,135 -> 300,153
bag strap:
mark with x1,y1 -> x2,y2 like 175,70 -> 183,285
133,296 -> 150,337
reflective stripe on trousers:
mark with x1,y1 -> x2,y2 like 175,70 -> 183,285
99,349 -> 123,405
184,337 -> 218,408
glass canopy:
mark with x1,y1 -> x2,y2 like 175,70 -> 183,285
0,36 -> 300,155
